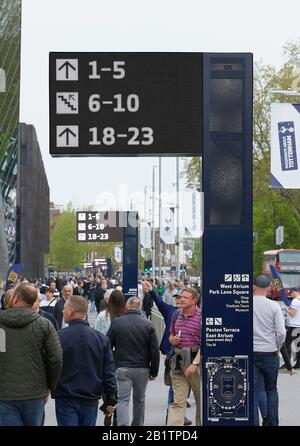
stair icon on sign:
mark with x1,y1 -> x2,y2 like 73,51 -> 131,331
56,92 -> 78,114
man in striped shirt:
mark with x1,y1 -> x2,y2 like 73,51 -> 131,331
167,288 -> 201,426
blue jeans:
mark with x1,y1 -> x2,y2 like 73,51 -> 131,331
55,398 -> 98,426
168,386 -> 174,405
0,399 -> 45,426
253,353 -> 279,426
257,372 -> 267,418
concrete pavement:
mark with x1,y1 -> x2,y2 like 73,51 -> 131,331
44,309 -> 300,426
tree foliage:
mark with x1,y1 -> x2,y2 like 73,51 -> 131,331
190,239 -> 202,275
49,204 -> 121,274
49,209 -> 86,271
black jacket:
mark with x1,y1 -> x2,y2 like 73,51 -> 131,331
53,297 -> 65,329
107,310 -> 160,377
39,309 -> 58,330
52,320 -> 116,403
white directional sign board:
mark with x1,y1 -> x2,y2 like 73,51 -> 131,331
49,52 -> 203,157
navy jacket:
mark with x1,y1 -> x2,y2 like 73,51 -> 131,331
149,288 -> 177,355
52,320 -> 116,403
39,309 -> 58,330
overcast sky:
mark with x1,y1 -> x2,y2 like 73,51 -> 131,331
20,0 -> 300,216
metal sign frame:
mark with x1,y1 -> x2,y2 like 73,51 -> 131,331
50,52 -> 253,425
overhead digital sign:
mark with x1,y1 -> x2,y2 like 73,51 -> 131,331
49,52 -> 203,157
76,211 -> 137,242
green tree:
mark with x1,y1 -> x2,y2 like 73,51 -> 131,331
190,239 -> 202,275
49,203 -> 123,275
49,209 -> 86,271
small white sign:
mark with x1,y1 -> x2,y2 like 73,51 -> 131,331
56,59 -> 78,81
56,126 -> 79,147
78,213 -> 86,221
276,226 -> 284,245
224,274 -> 232,282
78,233 -> 86,241
0,68 -> 6,93
114,247 -> 122,263
214,317 -> 222,325
187,249 -> 193,259
242,274 -> 249,282
56,92 -> 79,114
206,318 -> 214,325
233,274 -> 241,282
165,249 -> 171,260
78,223 -> 86,231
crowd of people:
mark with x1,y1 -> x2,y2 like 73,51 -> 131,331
0,273 -> 201,427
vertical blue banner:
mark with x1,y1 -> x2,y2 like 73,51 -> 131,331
6,263 -> 22,287
122,211 -> 138,301
202,54 -> 253,425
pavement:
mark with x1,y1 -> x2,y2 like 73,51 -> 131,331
278,368 -> 300,426
45,309 -> 195,426
44,310 -> 300,426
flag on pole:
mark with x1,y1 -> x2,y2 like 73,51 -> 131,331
6,263 -> 22,288
185,227 -> 192,237
271,103 -> 300,188
270,264 -> 291,307
160,207 -> 175,244
75,266 -> 83,280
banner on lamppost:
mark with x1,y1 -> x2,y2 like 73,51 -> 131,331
275,226 -> 284,245
140,223 -> 151,249
114,246 -> 122,263
160,207 -> 175,244
271,103 -> 300,188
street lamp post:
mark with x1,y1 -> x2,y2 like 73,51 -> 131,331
158,158 -> 162,279
152,165 -> 158,280
144,186 -> 151,222
176,157 -> 180,279
273,201 -> 276,248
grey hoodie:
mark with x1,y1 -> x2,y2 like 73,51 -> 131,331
0,308 -> 63,400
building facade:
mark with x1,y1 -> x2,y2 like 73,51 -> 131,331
0,0 -> 21,279
17,124 -> 50,280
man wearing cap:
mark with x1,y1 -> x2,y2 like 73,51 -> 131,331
285,287 -> 300,369
253,275 -> 286,426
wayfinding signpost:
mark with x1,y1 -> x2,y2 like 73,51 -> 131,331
76,211 -> 138,300
49,53 -> 202,156
50,52 -> 253,426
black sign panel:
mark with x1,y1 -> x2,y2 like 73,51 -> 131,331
49,52 -> 203,157
76,211 -> 137,242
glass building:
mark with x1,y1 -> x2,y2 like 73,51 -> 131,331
0,0 -> 21,279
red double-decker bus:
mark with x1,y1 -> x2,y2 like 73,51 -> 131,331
263,249 -> 300,297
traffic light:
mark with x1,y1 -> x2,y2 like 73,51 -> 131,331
180,264 -> 186,273
144,260 -> 152,272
